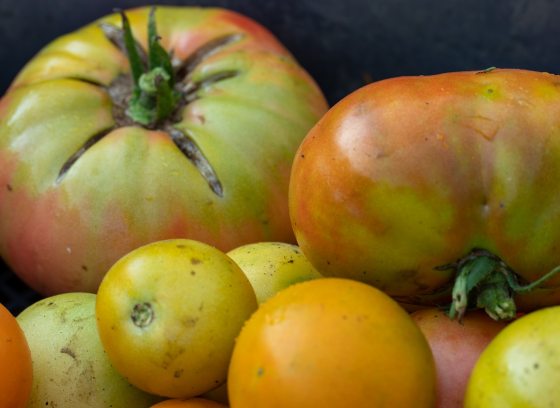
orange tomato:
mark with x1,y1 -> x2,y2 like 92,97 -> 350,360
151,397 -> 227,407
0,303 -> 33,408
228,278 -> 436,408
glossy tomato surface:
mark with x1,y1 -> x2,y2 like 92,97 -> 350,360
289,69 -> 560,308
0,303 -> 32,408
228,278 -> 436,408
411,308 -> 507,408
465,306 -> 560,407
0,6 -> 328,295
96,239 -> 257,399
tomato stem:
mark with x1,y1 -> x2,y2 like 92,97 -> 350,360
120,7 -> 180,127
446,249 -> 560,321
131,302 -> 154,328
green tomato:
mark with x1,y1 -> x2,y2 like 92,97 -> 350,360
0,6 -> 328,296
16,292 -> 160,408
465,306 -> 560,407
227,242 -> 322,304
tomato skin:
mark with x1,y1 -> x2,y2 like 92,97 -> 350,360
465,306 -> 560,407
289,69 -> 560,308
0,303 -> 32,408
0,6 -> 328,296
411,308 -> 507,408
228,278 -> 436,408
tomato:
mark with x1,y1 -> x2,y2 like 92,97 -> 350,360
465,305 -> 560,407
0,303 -> 32,408
228,278 -> 436,408
17,293 -> 160,407
151,397 -> 227,407
411,308 -> 507,408
227,241 -> 322,304
0,6 -> 328,296
289,69 -> 560,319
96,239 -> 258,399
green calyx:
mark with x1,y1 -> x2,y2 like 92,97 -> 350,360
442,249 -> 560,321
120,7 -> 180,127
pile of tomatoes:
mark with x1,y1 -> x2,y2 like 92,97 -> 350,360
2,5 -> 560,408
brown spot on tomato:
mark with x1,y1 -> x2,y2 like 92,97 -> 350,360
174,369 -> 184,378
191,258 -> 202,265
60,347 -> 77,360
6,184 -> 12,191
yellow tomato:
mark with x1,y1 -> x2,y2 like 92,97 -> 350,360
228,278 -> 436,407
96,239 -> 258,399
0,303 -> 32,408
227,241 -> 322,304
151,397 -> 227,407
465,306 -> 560,407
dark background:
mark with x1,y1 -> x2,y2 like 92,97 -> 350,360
2,0 -> 560,313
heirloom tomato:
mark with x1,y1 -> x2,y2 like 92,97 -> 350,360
465,306 -> 560,407
0,6 -> 327,295
411,308 -> 507,408
289,69 -> 560,320
0,303 -> 32,408
228,278 -> 436,408
95,239 -> 257,399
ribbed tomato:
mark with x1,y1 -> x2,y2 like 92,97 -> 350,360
290,69 -> 560,319
0,6 -> 327,295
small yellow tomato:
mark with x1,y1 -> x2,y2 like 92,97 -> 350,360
228,278 -> 436,408
96,239 -> 258,399
465,306 -> 560,407
227,241 -> 322,304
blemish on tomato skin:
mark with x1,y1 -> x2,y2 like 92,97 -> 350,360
256,366 -> 264,377
191,257 -> 202,265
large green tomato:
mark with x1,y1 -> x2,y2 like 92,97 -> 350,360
289,69 -> 560,319
0,6 -> 327,295
465,306 -> 560,407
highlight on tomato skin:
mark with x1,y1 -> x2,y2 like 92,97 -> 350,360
228,277 -> 437,408
289,68 -> 560,321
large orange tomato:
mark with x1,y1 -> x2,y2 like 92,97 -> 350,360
0,303 -> 32,408
228,278 -> 436,408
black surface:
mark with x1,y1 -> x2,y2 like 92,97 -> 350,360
1,0 -> 560,314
